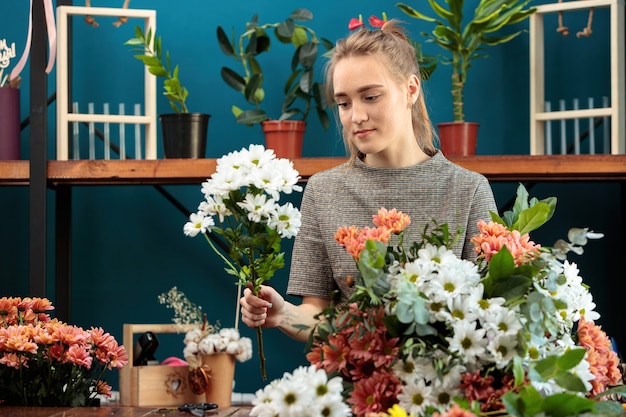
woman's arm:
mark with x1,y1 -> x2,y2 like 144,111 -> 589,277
240,285 -> 330,342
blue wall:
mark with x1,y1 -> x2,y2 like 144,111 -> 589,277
1,0 -> 622,393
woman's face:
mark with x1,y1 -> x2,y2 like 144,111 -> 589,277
332,54 -> 420,163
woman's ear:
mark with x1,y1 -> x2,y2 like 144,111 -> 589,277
408,74 -> 420,105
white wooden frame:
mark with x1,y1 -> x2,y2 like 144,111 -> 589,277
56,6 -> 157,160
529,0 -> 625,155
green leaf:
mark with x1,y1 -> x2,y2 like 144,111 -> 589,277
396,3 -> 437,22
553,372 -> 588,392
511,202 -> 550,235
289,8 -> 313,22
529,355 -> 558,380
236,109 -> 269,125
216,26 -> 235,56
556,348 -> 585,371
541,393 -> 595,417
220,67 -> 246,92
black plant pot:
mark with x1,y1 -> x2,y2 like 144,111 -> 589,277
160,113 -> 210,158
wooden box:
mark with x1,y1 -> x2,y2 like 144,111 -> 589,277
119,323 -> 205,407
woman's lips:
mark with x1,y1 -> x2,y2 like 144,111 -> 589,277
355,129 -> 374,139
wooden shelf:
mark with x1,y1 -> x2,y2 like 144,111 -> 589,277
1,154 -> 626,186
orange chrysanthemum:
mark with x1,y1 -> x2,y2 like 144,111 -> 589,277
372,208 -> 411,234
577,317 -> 622,396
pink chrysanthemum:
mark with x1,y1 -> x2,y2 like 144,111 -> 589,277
577,317 -> 622,396
471,220 -> 541,266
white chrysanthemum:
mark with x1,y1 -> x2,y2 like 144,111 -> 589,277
239,144 -> 276,169
183,212 -> 214,237
203,166 -> 248,196
199,195 -> 232,223
268,202 -> 302,238
250,163 -> 289,201
417,244 -> 458,268
237,193 -> 277,223
446,320 -> 488,368
389,259 -> 436,291
412,355 -> 439,383
483,305 -> 523,337
444,293 -> 479,324
267,376 -> 312,417
272,158 -> 303,195
251,366 -> 349,417
311,394 -> 352,417
429,265 -> 477,299
487,332 -> 519,368
397,378 -> 435,416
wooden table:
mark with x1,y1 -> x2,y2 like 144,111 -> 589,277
0,406 -> 251,416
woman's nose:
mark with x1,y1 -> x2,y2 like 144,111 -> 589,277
351,102 -> 368,124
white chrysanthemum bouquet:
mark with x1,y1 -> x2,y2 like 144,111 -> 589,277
184,144 -> 303,380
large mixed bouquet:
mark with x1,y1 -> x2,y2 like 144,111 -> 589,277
0,297 -> 128,407
184,144 -> 303,379
251,185 -> 625,417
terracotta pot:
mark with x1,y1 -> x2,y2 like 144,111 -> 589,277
261,120 -> 305,159
200,353 -> 235,408
0,87 -> 20,160
160,113 -> 210,158
437,121 -> 478,156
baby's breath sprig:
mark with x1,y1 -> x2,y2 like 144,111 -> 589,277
158,286 -> 217,332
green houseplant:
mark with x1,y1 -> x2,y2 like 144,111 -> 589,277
216,8 -> 333,158
397,0 -> 536,155
125,26 -> 210,159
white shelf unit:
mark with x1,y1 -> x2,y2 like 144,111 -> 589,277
529,0 -> 625,155
56,6 -> 157,160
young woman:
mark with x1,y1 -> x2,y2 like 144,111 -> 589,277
240,20 -> 497,342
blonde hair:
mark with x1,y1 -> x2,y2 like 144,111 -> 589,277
325,20 -> 437,158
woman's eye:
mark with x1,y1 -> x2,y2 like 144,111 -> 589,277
364,95 -> 379,102
336,101 -> 350,108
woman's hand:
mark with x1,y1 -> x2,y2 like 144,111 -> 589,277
240,284 -> 285,329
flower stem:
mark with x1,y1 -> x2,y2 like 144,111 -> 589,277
256,326 -> 266,381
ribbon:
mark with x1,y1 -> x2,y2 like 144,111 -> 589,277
10,0 -> 57,81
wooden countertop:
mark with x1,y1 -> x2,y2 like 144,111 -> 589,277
0,405 -> 251,416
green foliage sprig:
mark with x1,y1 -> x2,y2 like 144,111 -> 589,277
397,0 -> 536,122
125,26 -> 189,113
217,8 -> 333,127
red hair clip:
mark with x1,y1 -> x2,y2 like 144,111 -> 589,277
348,12 -> 388,31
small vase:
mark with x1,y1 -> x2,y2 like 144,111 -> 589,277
160,113 -> 210,158
200,353 -> 236,408
437,121 -> 478,156
261,120 -> 305,159
0,87 -> 21,160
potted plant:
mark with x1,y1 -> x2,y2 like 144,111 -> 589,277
397,0 -> 536,156
125,26 -> 210,159
216,8 -> 333,158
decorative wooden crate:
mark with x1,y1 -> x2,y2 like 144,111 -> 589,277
119,323 -> 204,407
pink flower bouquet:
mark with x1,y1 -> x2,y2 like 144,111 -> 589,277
0,297 -> 128,407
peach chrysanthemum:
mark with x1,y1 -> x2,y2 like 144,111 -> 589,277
372,208 -> 411,234
335,225 -> 361,247
577,317 -> 622,396
432,403 -> 478,417
471,220 -> 541,266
